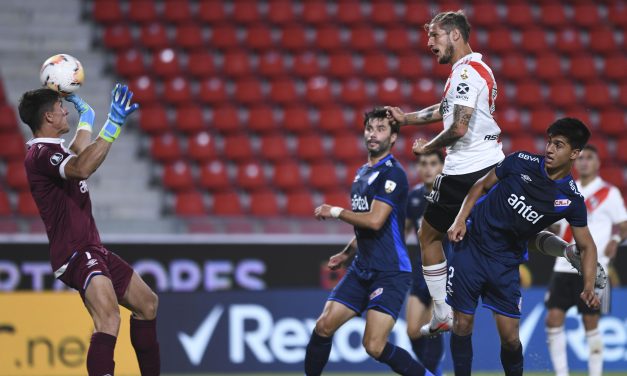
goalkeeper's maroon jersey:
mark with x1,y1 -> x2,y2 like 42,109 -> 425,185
24,138 -> 101,273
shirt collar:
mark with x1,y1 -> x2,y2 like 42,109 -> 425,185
577,176 -> 603,192
452,52 -> 482,71
26,137 -> 65,146
371,154 -> 394,169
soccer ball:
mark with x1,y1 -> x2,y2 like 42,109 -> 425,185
39,54 -> 84,95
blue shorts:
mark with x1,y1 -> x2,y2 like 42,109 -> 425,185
410,239 -> 454,306
328,264 -> 411,320
445,238 -> 522,318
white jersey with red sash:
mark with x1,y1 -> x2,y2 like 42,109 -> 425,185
554,177 -> 627,273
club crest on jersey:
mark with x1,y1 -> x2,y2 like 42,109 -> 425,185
460,68 -> 469,80
384,180 -> 397,193
369,287 -> 383,300
367,171 -> 380,185
50,153 -> 64,165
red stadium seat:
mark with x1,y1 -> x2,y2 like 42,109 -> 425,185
129,75 -> 157,104
588,27 -> 618,55
548,81 -> 578,108
247,105 -> 278,134
620,83 -> 627,108
377,78 -> 404,105
604,54 -> 627,81
582,81 -> 612,109
344,161 -> 365,185
186,132 -> 217,162
232,0 -> 261,24
328,51 -> 357,78
608,2 -> 627,26
115,50 -> 146,78
128,0 -> 157,24
384,27 -> 412,54
92,0 -> 122,24
236,161 -> 266,190
371,1 -> 397,25
174,24 -> 204,50
539,3 -> 568,28
187,50 -> 216,78
162,161 -> 194,192
397,53 -> 427,79
599,166 -> 625,189
336,1 -> 365,25
296,134 -> 325,162
0,104 -> 18,133
139,105 -> 170,134
223,134 -> 254,161
302,1 -> 330,24
163,76 -> 192,104
598,109 -> 625,136
280,24 -> 309,51
174,191 -> 207,217
616,138 -> 627,163
562,108 -> 591,129
484,28 -> 515,54
199,78 -> 228,104
245,23 -> 274,50
528,107 -> 558,135
410,78 -> 440,106
404,3 -> 430,25
0,133 -> 25,160
340,78 -> 369,106
103,24 -> 133,50
282,105 -> 313,134
472,2 -> 500,28
495,106 -> 523,136
198,0 -> 226,23
308,161 -> 339,192
234,77 -> 264,104
223,50 -> 252,77
568,55 -> 597,82
554,29 -> 584,55
210,24 -> 239,49
250,190 -> 281,216
514,81 -> 544,108
270,77 -> 299,104
499,54 -> 527,82
208,104 -> 242,133
572,3 -> 601,28
314,24 -> 344,51
506,135 -> 539,155
176,104 -> 205,134
323,190 -> 350,208
520,28 -> 549,54
363,53 -> 391,78
140,23 -> 169,50
285,190 -> 315,216
533,53 -> 564,81
212,192 -> 244,216
17,192 -> 39,217
317,105 -> 351,135
5,161 -> 28,190
273,161 -> 305,191
0,190 -> 11,216
258,51 -> 286,77
260,134 -> 290,162
267,0 -> 295,25
151,49 -> 181,78
505,3 -> 534,27
333,133 -> 364,163
349,24 -> 377,52
585,136 -> 609,163
150,133 -> 182,163
198,160 -> 230,191
306,76 -> 333,105
163,0 -> 192,24
292,52 -> 321,78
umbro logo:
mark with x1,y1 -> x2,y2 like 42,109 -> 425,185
520,174 -> 532,183
86,259 -> 98,268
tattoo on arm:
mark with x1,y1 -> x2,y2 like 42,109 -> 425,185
425,105 -> 473,150
405,104 -> 441,125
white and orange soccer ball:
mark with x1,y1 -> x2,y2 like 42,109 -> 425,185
39,54 -> 84,95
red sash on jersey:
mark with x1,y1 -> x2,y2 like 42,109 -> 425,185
563,185 -> 611,242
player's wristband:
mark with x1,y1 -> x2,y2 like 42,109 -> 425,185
99,119 -> 121,143
77,121 -> 93,133
611,234 -> 622,243
330,206 -> 344,218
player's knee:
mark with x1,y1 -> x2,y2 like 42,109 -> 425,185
137,291 -> 159,320
314,316 -> 335,338
501,337 -> 521,352
94,309 -> 121,334
362,337 -> 386,359
406,324 -> 420,340
453,315 -> 473,336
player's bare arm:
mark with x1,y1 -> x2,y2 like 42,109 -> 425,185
385,104 -> 442,127
448,168 -> 499,242
571,225 -> 601,309
328,237 -> 357,270
605,220 -> 627,258
64,138 -> 114,180
413,104 -> 472,155
315,200 -> 393,231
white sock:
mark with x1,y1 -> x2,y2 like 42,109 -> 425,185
423,261 -> 448,318
586,329 -> 603,376
547,326 -> 569,376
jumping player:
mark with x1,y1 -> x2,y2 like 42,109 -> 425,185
446,118 -> 601,375
18,85 -> 160,376
305,107 -> 433,376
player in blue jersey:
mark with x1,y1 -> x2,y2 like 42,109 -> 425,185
405,150 -> 449,375
446,118 -> 601,376
305,107 -> 433,376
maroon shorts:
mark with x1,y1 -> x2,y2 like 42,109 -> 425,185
58,247 -> 134,301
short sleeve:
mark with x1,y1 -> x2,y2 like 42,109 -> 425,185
494,152 -> 518,180
608,187 -> 627,224
450,66 -> 481,109
31,145 -> 73,180
566,197 -> 588,228
374,167 -> 407,208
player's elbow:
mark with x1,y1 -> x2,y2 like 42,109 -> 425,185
367,218 -> 385,231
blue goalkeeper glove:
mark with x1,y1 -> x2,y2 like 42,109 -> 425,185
65,94 -> 95,132
99,83 -> 140,143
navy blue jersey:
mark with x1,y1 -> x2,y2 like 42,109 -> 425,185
466,152 -> 587,266
350,154 -> 410,272
406,184 -> 429,233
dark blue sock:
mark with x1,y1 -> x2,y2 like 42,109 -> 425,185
304,329 -> 332,376
450,332 -> 473,376
500,343 -> 523,376
422,334 -> 444,374
377,342 -> 432,376
410,336 -> 426,361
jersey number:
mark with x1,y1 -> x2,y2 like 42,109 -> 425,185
79,180 -> 88,193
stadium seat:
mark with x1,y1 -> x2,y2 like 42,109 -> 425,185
568,55 -> 597,82
533,53 -> 564,81
499,54 -> 527,81
0,133 -> 25,161
273,161 -> 305,191
223,49 -> 253,77
306,76 -> 334,105
588,27 -> 618,55
236,161 -> 266,190
232,0 -> 261,24
363,53 -> 391,78
199,77 -> 228,104
186,132 -> 217,162
586,136 -> 610,163
539,3 -> 568,28
471,2 -> 500,28
619,83 -> 627,108
296,134 -> 325,162
17,192 -> 39,217
404,3 -> 430,25
582,81 -> 612,109
139,105 -> 170,134
234,77 -> 264,104
285,190 -> 315,216
211,192 -> 244,216
308,161 -> 339,192
0,190 -> 11,216
495,106 -> 523,136
598,109 -> 625,136
384,27 -> 412,54
187,50 -> 216,78
115,50 -> 146,78
150,133 -> 182,163
377,78 -> 404,105
259,134 -> 290,162
0,104 -> 18,133
484,28 -> 516,54
608,2 -> 627,26
209,24 -> 239,49
548,81 -> 578,108
350,24 -> 377,52
267,0 -> 295,25
247,105 -> 278,134
92,0 -> 123,24
371,1 -> 397,26
282,105 -> 313,134
410,78 -> 440,106
292,52 -> 322,78
129,75 -> 157,104
397,53 -> 427,79
258,51 -> 286,77
555,29 -> 584,54
163,76 -> 192,104
514,81 -> 544,108
270,77 -> 299,104
506,135 -> 539,155
336,1 -> 365,25
198,160 -> 230,191
314,24 -> 344,51
5,161 -> 28,190
140,23 -> 169,50
245,23 -> 274,50
340,78 -> 369,106
302,1 -> 330,24
174,191 -> 207,217
323,190 -> 351,208
174,24 -> 204,50
528,107 -> 558,135
317,105 -> 350,135
333,133 -> 364,163
175,104 -> 206,134
128,0 -> 158,24
280,24 -> 309,51
224,134 -> 255,161
198,0 -> 226,23
162,161 -> 194,192
250,190 -> 281,216
599,166 -> 625,189
562,108 -> 591,129
604,54 -> 627,81
572,3 -> 601,28
616,138 -> 627,163
505,3 -> 534,27
344,160 -> 365,185
328,51 -> 357,78
103,24 -> 133,50
151,49 -> 181,78
163,0 -> 192,24
520,28 -> 549,54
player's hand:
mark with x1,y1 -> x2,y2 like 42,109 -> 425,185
604,240 -> 618,259
328,251 -> 350,270
448,219 -> 466,242
108,83 -> 139,126
65,94 -> 95,131
412,138 -> 429,155
580,289 -> 600,309
314,204 -> 332,220
384,106 -> 406,126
